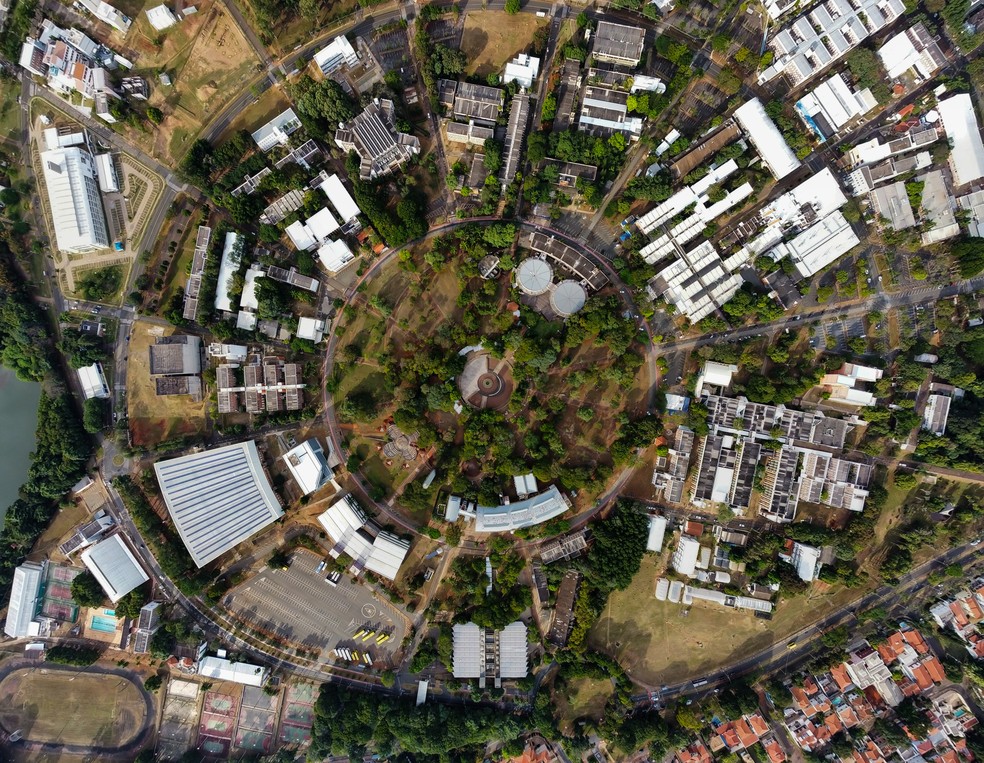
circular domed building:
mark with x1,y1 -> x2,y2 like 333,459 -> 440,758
550,280 -> 588,317
516,258 -> 554,296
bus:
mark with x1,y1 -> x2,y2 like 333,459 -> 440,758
361,631 -> 375,642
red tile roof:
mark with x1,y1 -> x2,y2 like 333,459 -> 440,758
763,739 -> 786,763
677,742 -> 712,763
734,718 -> 759,749
831,664 -> 853,691
924,657 -> 946,684
824,713 -> 844,735
910,664 -> 933,691
748,713 -> 769,737
902,628 -> 929,654
950,602 -> 970,627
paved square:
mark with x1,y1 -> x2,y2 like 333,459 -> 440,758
223,549 -> 406,658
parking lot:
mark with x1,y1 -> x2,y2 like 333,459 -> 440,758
222,549 -> 406,662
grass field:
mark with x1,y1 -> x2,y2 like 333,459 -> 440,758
589,553 -> 872,686
127,319 -> 207,447
0,669 -> 147,748
461,11 -> 547,78
214,84 -> 291,145
0,77 -> 22,144
554,677 -> 613,733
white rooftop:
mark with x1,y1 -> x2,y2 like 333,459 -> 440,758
240,264 -> 263,311
296,316 -> 326,342
4,562 -> 44,638
318,173 -> 361,222
317,239 -> 355,274
198,656 -> 269,687
77,362 -> 110,400
80,534 -> 149,603
317,495 -> 410,581
145,4 -> 178,30
474,485 -> 568,532
503,54 -> 540,89
154,441 -> 284,568
938,94 -> 984,188
282,438 -> 333,496
214,232 -> 241,312
285,220 -> 317,252
672,535 -> 700,577
647,515 -> 667,552
734,98 -> 801,179
307,206 -> 340,239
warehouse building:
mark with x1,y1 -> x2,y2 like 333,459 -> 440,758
446,120 -> 494,146
503,53 -> 540,88
452,621 -> 528,687
199,653 -> 269,687
871,182 -> 917,230
154,441 -> 284,568
4,562 -> 46,638
502,93 -> 531,184
38,129 -> 110,253
590,21 -> 645,67
578,86 -> 643,138
80,534 -> 149,603
445,81 -> 505,124
473,485 -> 570,533
317,494 -> 410,581
878,23 -> 946,81
335,99 -> 420,179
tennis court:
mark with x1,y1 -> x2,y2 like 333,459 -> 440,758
40,564 -> 81,622
199,690 -> 238,744
278,682 -> 316,743
234,686 -> 278,753
159,679 -> 200,760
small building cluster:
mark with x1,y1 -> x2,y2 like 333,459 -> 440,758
444,483 -> 572,534
214,356 -> 305,414
452,620 -> 528,687
149,334 -> 203,401
929,578 -> 984,659
317,494 -> 410,581
335,98 -> 420,180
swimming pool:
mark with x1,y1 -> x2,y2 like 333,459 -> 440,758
103,608 -> 116,616
90,615 -> 118,633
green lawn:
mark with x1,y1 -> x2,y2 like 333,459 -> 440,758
0,77 -> 22,143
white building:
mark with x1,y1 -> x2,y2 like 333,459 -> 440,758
473,485 -> 569,533
80,534 -> 149,603
214,232 -> 242,313
647,515 -> 667,552
923,393 -> 952,436
77,362 -> 110,399
672,535 -> 700,577
820,362 -> 883,406
878,23 -> 946,81
769,211 -> 860,278
145,4 -> 178,30
296,317 -> 326,343
503,54 -> 540,88
154,441 -> 284,568
795,73 -> 877,139
207,343 -> 248,362
452,621 -> 528,687
317,238 -> 355,274
315,172 -> 362,223
646,240 -> 743,322
317,495 -> 410,581
695,360 -> 738,397
39,130 -> 110,253
786,541 -> 822,582
198,654 -> 269,687
76,0 -> 131,33
94,153 -> 119,193
285,207 -> 339,251
734,98 -> 801,179
4,562 -> 45,638
314,35 -> 359,75
937,94 -> 984,188
251,108 -> 301,152
282,438 -> 334,495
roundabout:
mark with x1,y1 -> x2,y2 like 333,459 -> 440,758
323,220 -> 659,532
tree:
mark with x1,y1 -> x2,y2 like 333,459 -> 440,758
59,328 -> 106,368
71,570 -> 106,608
77,266 -> 122,301
0,187 -> 20,206
483,138 -> 503,174
82,397 -> 108,433
505,0 -> 520,12
144,674 -> 163,691
146,106 -> 164,124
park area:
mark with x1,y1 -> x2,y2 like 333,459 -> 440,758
330,230 -> 651,520
126,319 -> 207,447
0,668 -> 149,749
461,11 -> 548,78
588,553 -> 867,686
121,0 -> 261,164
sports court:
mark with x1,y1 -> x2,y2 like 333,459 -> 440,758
197,689 -> 239,757
234,685 -> 279,752
278,682 -> 316,744
158,679 -> 201,760
223,550 -> 405,658
40,564 -> 81,622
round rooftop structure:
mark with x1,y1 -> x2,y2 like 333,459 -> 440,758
517,258 -> 554,296
550,280 -> 587,317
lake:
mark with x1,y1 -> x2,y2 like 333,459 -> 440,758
0,367 -> 41,525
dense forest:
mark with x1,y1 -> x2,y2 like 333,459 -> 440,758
309,682 -> 524,759
0,254 -> 53,381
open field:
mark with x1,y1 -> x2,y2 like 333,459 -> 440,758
118,0 -> 260,164
554,677 -> 613,733
0,669 -> 147,748
462,12 -> 547,78
240,0 -> 360,56
215,85 -> 291,145
0,77 -> 21,143
126,319 -> 207,447
588,553 -> 872,686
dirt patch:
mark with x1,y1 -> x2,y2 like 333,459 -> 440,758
126,319 -> 207,447
0,669 -> 147,748
554,677 -> 613,733
462,11 -> 547,78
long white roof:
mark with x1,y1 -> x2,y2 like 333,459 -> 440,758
498,621 -> 528,678
214,232 -> 240,312
80,534 -> 149,603
40,145 -> 110,253
734,98 -> 801,179
938,94 -> 984,188
4,562 -> 44,638
154,441 -> 284,568
198,656 -> 269,686
317,239 -> 355,274
452,622 -> 482,677
319,173 -> 361,222
77,362 -> 110,400
474,485 -> 568,532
